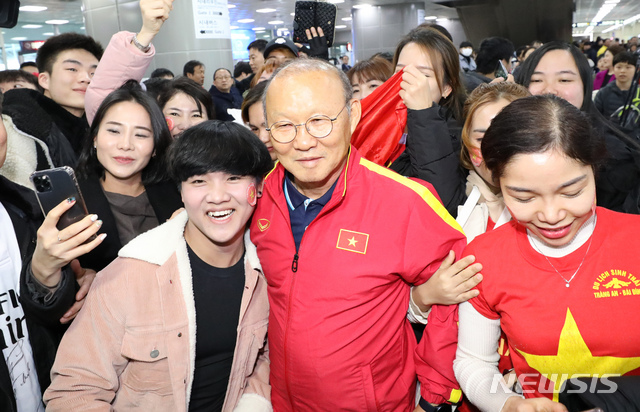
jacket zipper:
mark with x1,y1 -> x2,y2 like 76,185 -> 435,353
265,172 -> 345,407
282,200 -> 344,406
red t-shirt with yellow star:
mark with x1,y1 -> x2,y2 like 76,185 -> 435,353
465,207 -> 640,401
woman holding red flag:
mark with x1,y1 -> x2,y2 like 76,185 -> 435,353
351,27 -> 468,217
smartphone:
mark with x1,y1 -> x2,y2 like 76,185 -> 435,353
293,1 -> 337,47
30,167 -> 93,232
494,60 -> 509,80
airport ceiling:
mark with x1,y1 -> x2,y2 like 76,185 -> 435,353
3,0 -> 640,44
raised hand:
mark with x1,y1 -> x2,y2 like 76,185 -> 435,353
137,0 -> 174,47
399,65 -> 435,111
305,27 -> 329,60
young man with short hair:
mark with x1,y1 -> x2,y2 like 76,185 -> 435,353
235,40 -> 268,94
0,33 -> 103,188
45,121 -> 273,411
248,39 -> 268,74
184,60 -> 205,86
233,61 -> 252,82
594,51 -> 638,119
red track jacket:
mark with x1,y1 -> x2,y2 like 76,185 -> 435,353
251,147 -> 465,411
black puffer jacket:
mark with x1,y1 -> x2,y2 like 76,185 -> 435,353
594,118 -> 640,214
2,88 -> 88,170
389,105 -> 467,218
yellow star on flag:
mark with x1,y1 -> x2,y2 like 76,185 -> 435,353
348,237 -> 358,247
517,308 -> 640,401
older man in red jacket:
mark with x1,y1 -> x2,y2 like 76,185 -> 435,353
251,58 -> 469,411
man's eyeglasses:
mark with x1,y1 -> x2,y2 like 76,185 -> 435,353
266,103 -> 349,144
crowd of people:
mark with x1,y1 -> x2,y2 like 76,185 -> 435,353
0,0 -> 639,411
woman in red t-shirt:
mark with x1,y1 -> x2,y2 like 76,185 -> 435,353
455,94 -> 640,412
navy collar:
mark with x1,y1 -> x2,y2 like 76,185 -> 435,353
283,173 -> 337,211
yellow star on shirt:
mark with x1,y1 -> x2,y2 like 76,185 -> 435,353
517,308 -> 640,401
348,237 -> 358,247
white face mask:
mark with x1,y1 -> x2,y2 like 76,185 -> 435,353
461,48 -> 473,57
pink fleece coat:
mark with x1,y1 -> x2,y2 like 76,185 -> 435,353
85,31 -> 155,125
44,212 -> 271,412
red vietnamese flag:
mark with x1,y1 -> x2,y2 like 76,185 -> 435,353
336,229 -> 369,254
350,69 -> 407,166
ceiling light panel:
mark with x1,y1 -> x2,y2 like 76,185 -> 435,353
19,6 -> 47,12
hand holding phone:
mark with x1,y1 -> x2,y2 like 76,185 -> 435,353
305,26 -> 329,60
30,197 -> 106,287
29,167 -> 105,286
494,60 -> 509,80
293,0 -> 337,47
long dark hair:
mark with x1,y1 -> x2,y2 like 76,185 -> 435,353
515,41 -> 640,152
515,41 -> 594,112
76,80 -> 172,185
482,95 -> 606,180
393,27 -> 466,121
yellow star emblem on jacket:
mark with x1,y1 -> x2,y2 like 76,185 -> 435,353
516,308 -> 640,401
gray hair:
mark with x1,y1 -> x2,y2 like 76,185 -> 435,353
262,58 -> 353,125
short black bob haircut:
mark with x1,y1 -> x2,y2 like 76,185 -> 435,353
157,77 -> 215,120
76,80 -> 173,185
36,32 -> 103,74
613,51 -> 638,67
168,120 -> 273,184
481,94 -> 607,181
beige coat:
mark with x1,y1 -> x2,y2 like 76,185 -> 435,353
44,211 -> 271,412
457,170 -> 510,243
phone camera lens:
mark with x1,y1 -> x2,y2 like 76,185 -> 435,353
34,176 -> 52,192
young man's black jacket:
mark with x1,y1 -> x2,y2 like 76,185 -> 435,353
2,88 -> 89,169
389,106 -> 467,218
